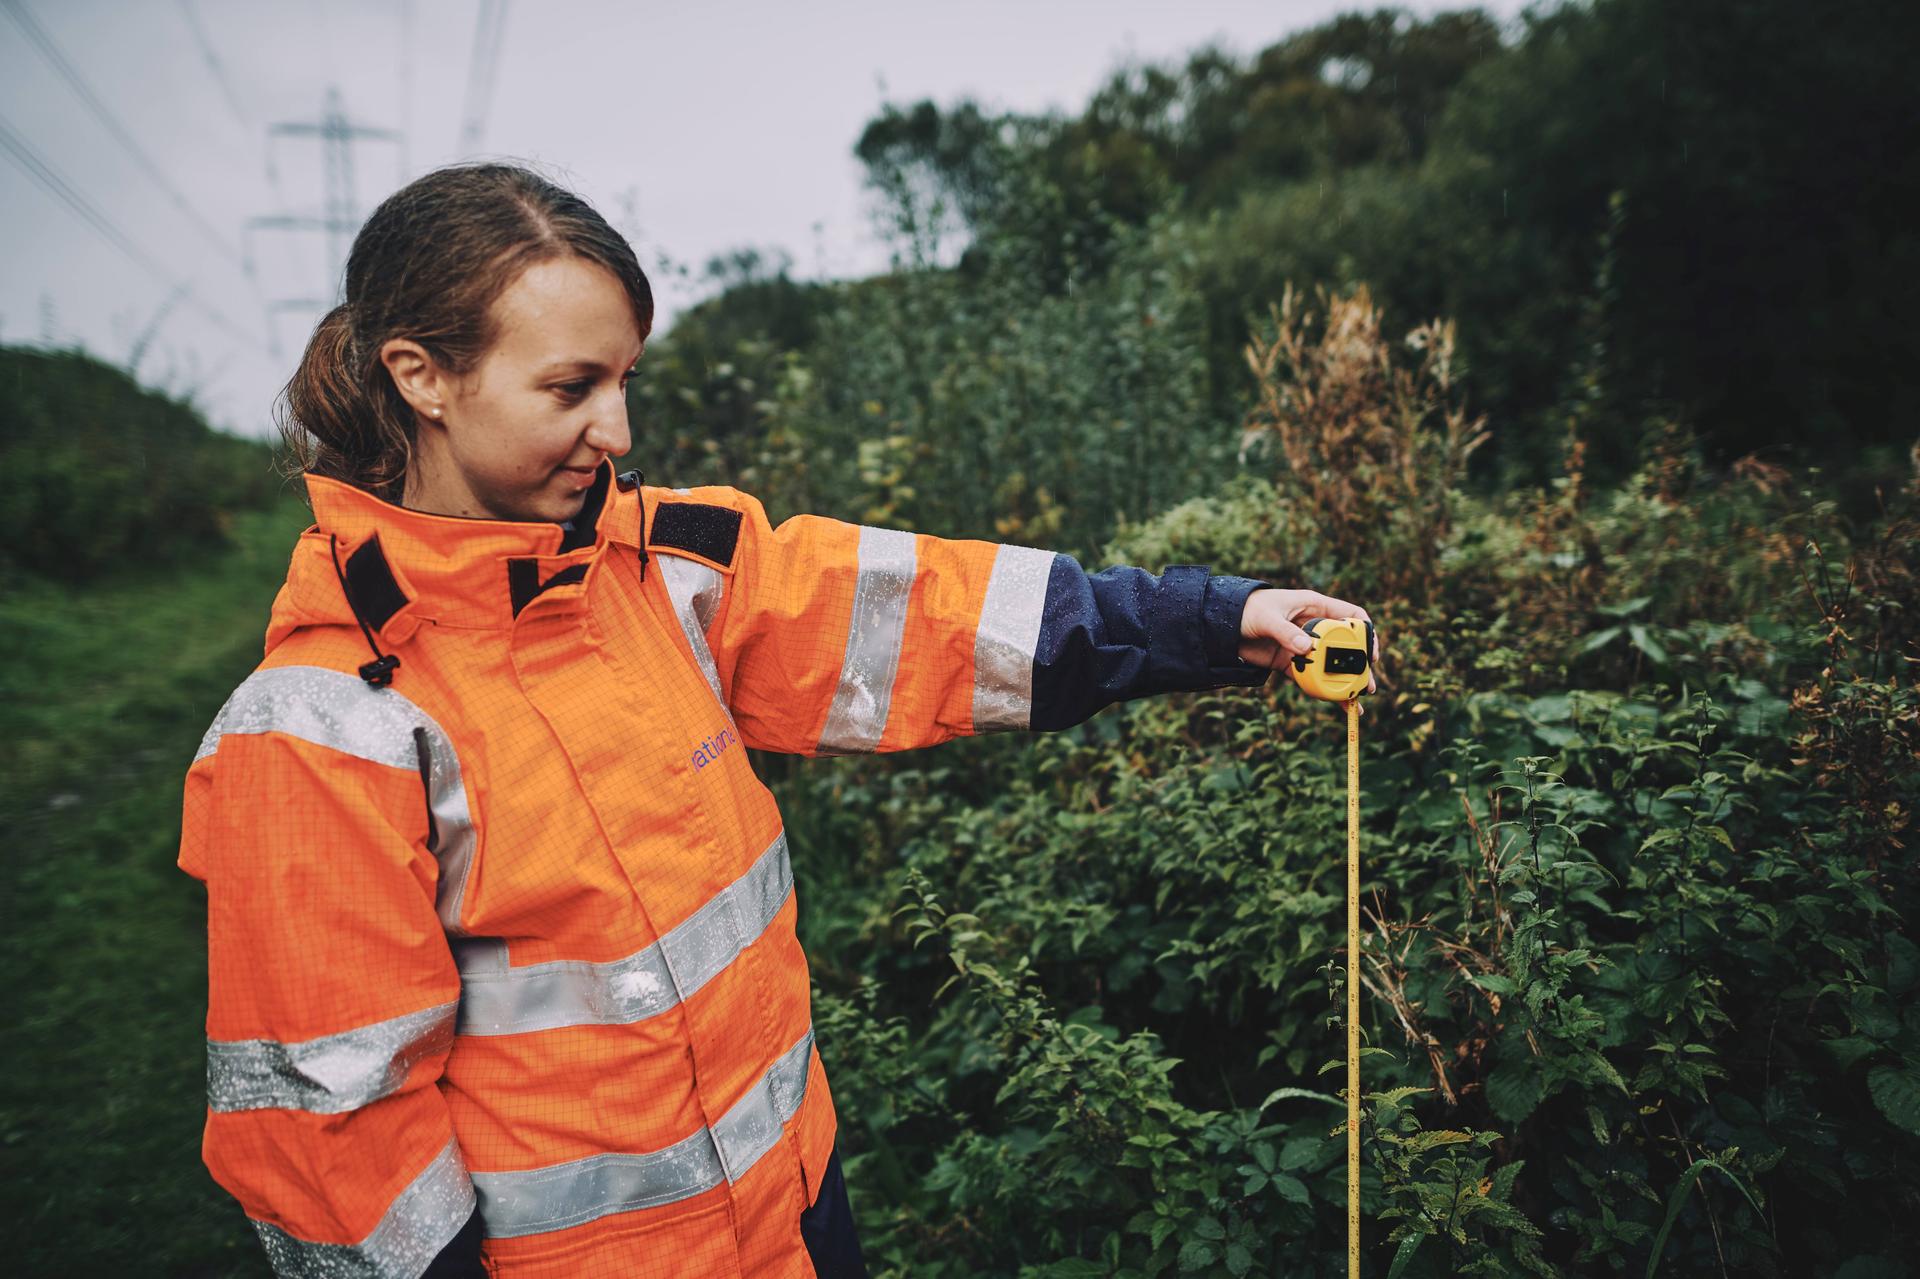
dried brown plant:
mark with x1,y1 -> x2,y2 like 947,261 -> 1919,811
1240,281 -> 1490,607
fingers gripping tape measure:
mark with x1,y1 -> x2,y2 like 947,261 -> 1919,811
1284,617 -> 1374,1278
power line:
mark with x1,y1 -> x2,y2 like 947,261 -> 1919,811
174,0 -> 251,137
0,111 -> 264,353
459,0 -> 509,154
2,0 -> 247,271
0,119 -> 158,278
1,0 -> 276,355
172,0 -> 311,294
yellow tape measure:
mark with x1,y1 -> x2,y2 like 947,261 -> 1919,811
1284,617 -> 1374,1278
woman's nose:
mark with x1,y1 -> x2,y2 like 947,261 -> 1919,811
585,389 -> 632,456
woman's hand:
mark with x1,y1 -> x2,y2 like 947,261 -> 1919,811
1237,588 -> 1382,694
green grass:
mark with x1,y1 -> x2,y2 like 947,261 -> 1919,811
1,498 -> 315,1277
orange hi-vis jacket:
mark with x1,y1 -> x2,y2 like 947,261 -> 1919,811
178,458 -> 1274,1277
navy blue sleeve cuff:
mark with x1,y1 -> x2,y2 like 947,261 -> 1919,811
1202,574 -> 1276,671
1029,558 -> 1274,732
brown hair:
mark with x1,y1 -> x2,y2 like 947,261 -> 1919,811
277,162 -> 653,500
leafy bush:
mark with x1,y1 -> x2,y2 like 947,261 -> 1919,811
0,345 -> 281,581
631,194 -> 1239,561
771,286 -> 1919,1274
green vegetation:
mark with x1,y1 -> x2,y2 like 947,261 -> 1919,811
0,494 -> 315,1276
6,0 -> 1915,1273
634,2 -> 1919,1266
0,344 -> 294,1270
637,0 -> 1917,522
0,346 -> 281,581
768,291 -> 1919,1274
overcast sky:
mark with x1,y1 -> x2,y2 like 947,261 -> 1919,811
1,0 -> 1526,438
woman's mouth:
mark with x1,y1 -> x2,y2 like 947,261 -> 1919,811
557,465 -> 597,489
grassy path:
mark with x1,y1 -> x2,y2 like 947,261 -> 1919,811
1,499 -> 315,1276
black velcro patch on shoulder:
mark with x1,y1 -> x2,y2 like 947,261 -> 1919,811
650,502 -> 742,568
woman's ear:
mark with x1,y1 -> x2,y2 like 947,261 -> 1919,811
379,338 -> 448,422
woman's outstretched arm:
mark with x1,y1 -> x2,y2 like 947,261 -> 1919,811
642,485 -> 1374,754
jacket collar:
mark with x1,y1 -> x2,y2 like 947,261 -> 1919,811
280,457 -> 639,644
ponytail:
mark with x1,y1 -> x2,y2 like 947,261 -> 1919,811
277,303 -> 413,501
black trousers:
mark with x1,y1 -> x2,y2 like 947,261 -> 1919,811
799,1146 -> 868,1278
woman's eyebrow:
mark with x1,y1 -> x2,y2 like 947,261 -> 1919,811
538,347 -> 644,377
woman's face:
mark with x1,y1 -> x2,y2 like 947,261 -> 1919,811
388,255 -> 644,524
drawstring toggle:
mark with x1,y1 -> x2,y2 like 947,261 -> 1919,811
329,532 -> 403,689
358,654 -> 401,687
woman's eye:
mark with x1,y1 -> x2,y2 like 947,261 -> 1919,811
555,381 -> 591,401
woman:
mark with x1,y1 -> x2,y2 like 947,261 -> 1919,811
177,162 -> 1378,1279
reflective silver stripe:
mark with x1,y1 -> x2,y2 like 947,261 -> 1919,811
817,526 -> 918,755
456,830 -> 792,1036
971,544 -> 1055,732
709,1022 -> 812,1183
208,1000 -> 457,1114
472,1026 -> 815,1238
252,1137 -> 474,1279
195,665 -> 478,933
656,552 -> 728,708
414,727 -> 478,936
